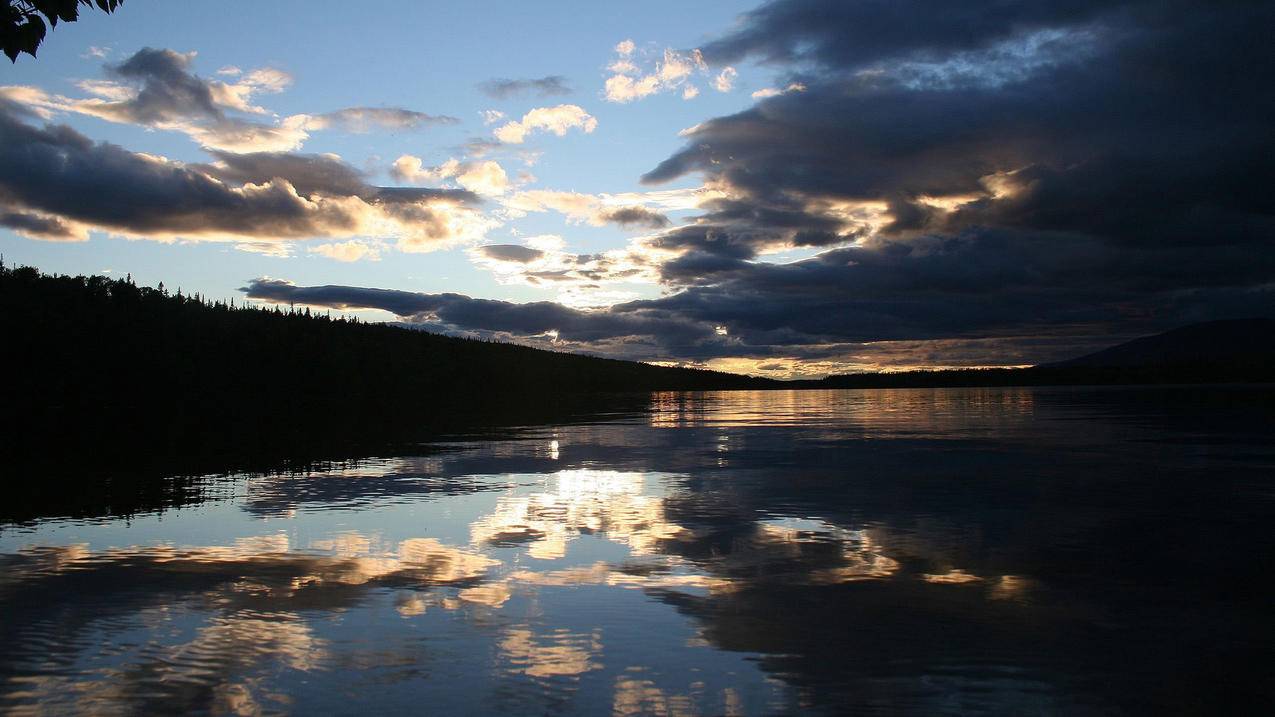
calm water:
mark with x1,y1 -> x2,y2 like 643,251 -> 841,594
2,387 -> 1273,715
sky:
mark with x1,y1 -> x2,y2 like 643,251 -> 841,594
1,0 -> 1272,377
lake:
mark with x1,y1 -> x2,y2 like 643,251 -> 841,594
2,386 -> 1273,715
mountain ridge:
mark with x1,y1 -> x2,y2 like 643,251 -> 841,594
1043,318 -> 1275,369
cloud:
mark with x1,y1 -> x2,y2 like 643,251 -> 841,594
296,107 -> 458,133
241,278 -> 722,354
309,240 -> 382,262
392,155 -> 510,196
0,105 -> 495,253
0,211 -> 87,241
2,48 -> 455,153
501,190 -> 670,230
479,76 -> 573,99
277,0 -> 1270,369
603,74 -> 661,103
751,82 -> 805,99
711,67 -> 737,92
614,0 -> 1275,365
454,161 -> 511,196
493,104 -> 597,144
697,0 -> 1113,69
474,244 -> 545,263
596,206 -> 670,229
462,232 -> 661,302
603,45 -> 709,103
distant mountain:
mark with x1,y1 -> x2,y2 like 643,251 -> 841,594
1044,319 -> 1275,368
817,318 -> 1275,389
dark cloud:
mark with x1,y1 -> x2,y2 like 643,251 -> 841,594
67,48 -> 455,151
0,109 -> 319,236
198,151 -> 480,205
307,107 -> 458,132
105,47 -> 222,124
243,231 -> 1275,366
370,186 -> 480,205
200,150 -> 368,197
478,75 -> 572,99
241,279 -> 727,354
629,0 -> 1275,361
0,105 -> 482,247
476,244 -> 544,263
596,206 -> 670,229
698,0 -> 1115,69
76,47 -> 298,152
0,211 -> 80,240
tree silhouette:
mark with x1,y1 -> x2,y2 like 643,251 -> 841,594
0,262 -> 772,476
2,0 -> 122,62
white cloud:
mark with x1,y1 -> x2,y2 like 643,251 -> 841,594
456,161 -> 510,196
209,67 -> 293,114
503,190 -> 601,222
493,104 -> 597,144
614,39 -> 635,56
751,82 -> 807,99
391,155 -> 510,196
526,234 -> 565,251
712,66 -> 737,92
234,241 -> 294,257
390,154 -> 426,180
601,185 -> 728,211
603,43 -> 711,103
310,240 -> 381,262
658,48 -> 700,84
607,59 -> 639,75
481,109 -> 505,125
604,73 -> 662,103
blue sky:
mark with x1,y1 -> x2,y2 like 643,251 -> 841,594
3,0 -> 1270,376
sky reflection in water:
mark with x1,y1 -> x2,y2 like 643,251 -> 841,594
2,387 -> 1273,715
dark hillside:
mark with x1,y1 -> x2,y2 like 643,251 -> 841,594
1045,319 -> 1275,368
818,320 -> 1275,389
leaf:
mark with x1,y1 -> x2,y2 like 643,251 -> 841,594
53,0 -> 82,24
1,0 -> 121,62
16,16 -> 48,58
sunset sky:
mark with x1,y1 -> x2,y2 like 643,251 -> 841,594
1,0 -> 1271,376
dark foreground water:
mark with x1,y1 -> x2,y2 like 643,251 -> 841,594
2,387 -> 1273,715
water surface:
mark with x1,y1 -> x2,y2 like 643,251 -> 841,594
3,387 -> 1273,714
